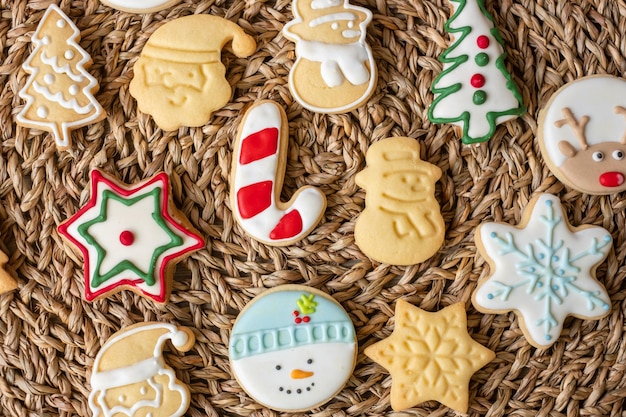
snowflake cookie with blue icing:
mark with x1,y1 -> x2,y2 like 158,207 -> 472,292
472,193 -> 613,348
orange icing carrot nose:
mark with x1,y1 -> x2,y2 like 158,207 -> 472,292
290,369 -> 314,379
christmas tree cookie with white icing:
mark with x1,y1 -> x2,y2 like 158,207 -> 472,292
229,285 -> 357,411
283,0 -> 377,113
428,0 -> 524,144
89,322 -> 195,417
17,4 -> 105,150
472,193 -> 613,348
538,75 -> 626,195
58,169 -> 204,304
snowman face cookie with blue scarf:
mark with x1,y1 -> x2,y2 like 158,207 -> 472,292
229,285 -> 357,411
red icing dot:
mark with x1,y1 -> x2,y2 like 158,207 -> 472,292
477,35 -> 490,49
471,74 -> 486,88
294,317 -> 302,324
293,310 -> 300,317
119,230 -> 135,246
302,316 -> 310,323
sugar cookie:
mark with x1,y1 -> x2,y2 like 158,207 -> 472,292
89,322 -> 195,417
130,14 -> 256,130
538,75 -> 626,194
17,4 -> 105,149
472,193 -> 612,348
58,169 -> 204,304
283,0 -> 377,113
100,0 -> 181,13
364,301 -> 495,412
354,137 -> 444,265
231,100 -> 326,246
428,0 -> 524,144
0,249 -> 17,295
229,285 -> 357,412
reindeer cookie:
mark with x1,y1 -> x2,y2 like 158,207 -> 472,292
283,0 -> 376,113
538,75 -> 626,194
354,137 -> 445,265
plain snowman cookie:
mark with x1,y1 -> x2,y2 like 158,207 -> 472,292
354,137 -> 445,265
229,285 -> 357,412
538,75 -> 626,194
89,322 -> 195,417
282,0 -> 376,113
472,193 -> 612,348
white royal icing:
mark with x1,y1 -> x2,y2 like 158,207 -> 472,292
430,0 -> 521,139
100,0 -> 181,12
232,101 -> 326,244
540,76 -> 626,167
88,323 -> 191,417
283,0 -> 376,113
231,343 -> 355,411
473,194 -> 612,348
16,4 -> 104,148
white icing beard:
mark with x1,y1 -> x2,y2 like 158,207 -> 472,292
232,343 -> 355,411
540,76 -> 626,167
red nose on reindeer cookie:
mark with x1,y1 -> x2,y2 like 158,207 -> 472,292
230,100 -> 326,246
539,75 -> 626,195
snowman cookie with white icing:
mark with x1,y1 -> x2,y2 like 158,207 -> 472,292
283,0 -> 376,113
229,285 -> 357,411
538,75 -> 626,194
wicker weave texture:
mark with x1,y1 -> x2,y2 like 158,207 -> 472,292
0,0 -> 625,416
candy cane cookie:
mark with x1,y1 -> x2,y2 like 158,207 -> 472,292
230,100 -> 326,246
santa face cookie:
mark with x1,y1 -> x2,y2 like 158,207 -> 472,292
229,285 -> 357,411
17,4 -> 105,149
89,322 -> 195,417
231,100 -> 326,246
538,75 -> 626,194
472,193 -> 612,348
58,169 -> 204,304
130,14 -> 256,130
283,0 -> 377,113
355,137 -> 445,265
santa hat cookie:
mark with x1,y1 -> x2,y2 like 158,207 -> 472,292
130,14 -> 256,130
229,285 -> 357,412
89,322 -> 195,417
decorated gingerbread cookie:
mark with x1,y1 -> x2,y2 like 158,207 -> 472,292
355,137 -> 444,265
472,193 -> 612,348
364,301 -> 495,412
100,0 -> 181,13
58,169 -> 204,304
231,100 -> 326,246
538,75 -> 626,194
428,0 -> 524,144
130,14 -> 256,130
283,0 -> 376,113
89,322 -> 195,417
229,285 -> 357,411
17,4 -> 105,149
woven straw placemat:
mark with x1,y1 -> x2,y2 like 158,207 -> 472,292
0,0 -> 625,416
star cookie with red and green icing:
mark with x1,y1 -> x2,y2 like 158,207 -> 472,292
58,169 -> 204,303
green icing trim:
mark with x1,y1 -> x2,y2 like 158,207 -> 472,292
77,188 -> 183,288
428,0 -> 525,144
297,293 -> 318,314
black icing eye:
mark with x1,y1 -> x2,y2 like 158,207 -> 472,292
307,358 -> 313,364
275,365 -> 281,371
592,151 -> 604,162
613,150 -> 624,160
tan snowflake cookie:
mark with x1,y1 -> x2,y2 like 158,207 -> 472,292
364,301 -> 495,412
